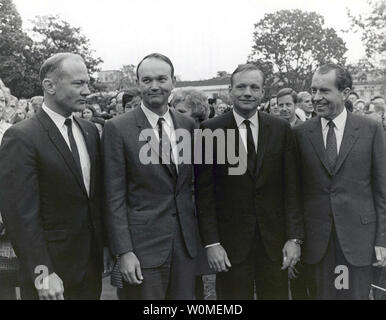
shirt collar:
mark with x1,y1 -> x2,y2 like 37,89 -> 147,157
140,102 -> 173,129
321,107 -> 347,131
42,103 -> 73,128
232,108 -> 259,129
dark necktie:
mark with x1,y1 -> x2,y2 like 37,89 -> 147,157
64,118 -> 83,178
243,120 -> 257,175
157,117 -> 177,177
326,120 -> 338,169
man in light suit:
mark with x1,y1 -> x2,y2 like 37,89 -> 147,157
294,63 -> 386,299
0,53 -> 105,300
103,53 -> 198,300
195,64 -> 304,299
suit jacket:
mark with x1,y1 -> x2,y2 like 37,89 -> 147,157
0,109 -> 104,286
102,106 -> 198,268
294,113 -> 386,266
195,111 -> 304,264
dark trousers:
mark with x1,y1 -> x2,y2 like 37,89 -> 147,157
216,230 -> 288,300
120,217 -> 196,300
289,261 -> 316,300
311,224 -> 372,300
0,286 -> 16,300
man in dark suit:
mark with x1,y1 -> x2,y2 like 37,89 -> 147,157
194,64 -> 304,299
0,53 -> 105,300
294,63 -> 386,299
103,53 -> 198,300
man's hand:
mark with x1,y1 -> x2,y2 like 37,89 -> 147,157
103,247 -> 114,274
119,251 -> 143,285
206,245 -> 232,273
373,246 -> 386,267
282,240 -> 301,270
37,273 -> 64,300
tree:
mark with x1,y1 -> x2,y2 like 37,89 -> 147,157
0,0 -> 37,97
31,15 -> 103,76
248,10 -> 347,92
119,64 -> 136,90
347,0 -> 386,58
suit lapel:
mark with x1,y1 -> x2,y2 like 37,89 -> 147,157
36,109 -> 88,196
306,117 -> 333,176
334,112 -> 360,174
255,112 -> 270,178
74,117 -> 94,197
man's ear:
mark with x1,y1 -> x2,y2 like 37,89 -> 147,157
42,78 -> 55,95
172,76 -> 176,88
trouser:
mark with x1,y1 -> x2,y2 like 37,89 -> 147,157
311,224 -> 372,300
120,216 -> 196,300
216,229 -> 288,300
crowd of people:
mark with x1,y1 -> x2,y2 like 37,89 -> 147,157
0,51 -> 386,301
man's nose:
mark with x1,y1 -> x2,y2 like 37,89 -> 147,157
150,80 -> 159,90
82,84 -> 91,96
243,86 -> 252,97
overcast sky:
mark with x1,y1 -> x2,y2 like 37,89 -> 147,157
13,0 -> 370,80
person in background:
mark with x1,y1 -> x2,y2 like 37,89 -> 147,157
269,95 -> 280,116
296,92 -> 316,121
0,86 -> 17,300
277,88 -> 303,127
347,91 -> 360,105
171,88 -> 209,126
122,87 -> 142,113
0,87 -> 12,144
81,105 -> 105,136
353,99 -> 366,115
12,109 -> 27,124
28,96 -> 44,118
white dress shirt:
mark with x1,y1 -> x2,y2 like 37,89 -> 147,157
232,109 -> 259,152
320,107 -> 347,154
42,104 -> 91,195
205,109 -> 259,249
140,103 -> 179,172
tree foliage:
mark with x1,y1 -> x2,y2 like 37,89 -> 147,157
0,0 -> 38,97
347,0 -> 386,58
248,9 -> 347,93
31,15 -> 103,75
0,2 -> 103,98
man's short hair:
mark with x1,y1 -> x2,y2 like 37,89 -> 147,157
136,53 -> 174,79
230,64 -> 265,87
277,88 -> 298,104
349,91 -> 359,99
39,53 -> 84,82
316,63 -> 352,91
371,95 -> 386,103
297,91 -> 311,103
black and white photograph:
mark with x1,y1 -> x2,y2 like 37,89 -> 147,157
0,0 -> 385,308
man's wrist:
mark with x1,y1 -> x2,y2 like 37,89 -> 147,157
288,239 -> 303,246
205,243 -> 221,249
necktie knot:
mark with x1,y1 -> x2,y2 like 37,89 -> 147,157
158,117 -> 165,127
64,118 -> 72,127
243,119 -> 251,128
328,120 -> 335,129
